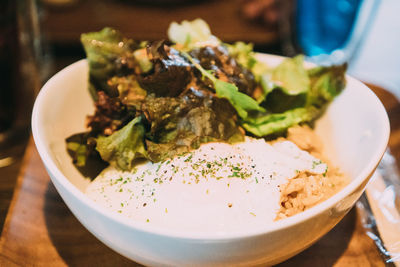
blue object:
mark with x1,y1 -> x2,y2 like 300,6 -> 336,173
296,0 -> 363,56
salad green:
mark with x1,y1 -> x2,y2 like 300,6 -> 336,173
66,19 -> 346,175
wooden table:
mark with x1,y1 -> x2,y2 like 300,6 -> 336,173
41,0 -> 278,46
0,84 -> 398,266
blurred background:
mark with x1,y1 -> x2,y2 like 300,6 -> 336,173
37,0 -> 400,91
1,0 -> 400,235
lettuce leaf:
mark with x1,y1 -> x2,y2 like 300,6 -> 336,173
307,64 -> 347,107
226,42 -> 257,70
242,107 -> 320,136
181,51 -> 265,120
227,42 -> 273,101
138,41 -> 192,97
140,92 -> 244,162
167,18 -> 220,50
271,55 -> 310,95
81,28 -> 138,99
213,79 -> 265,119
242,62 -> 347,137
189,46 -> 258,96
96,116 -> 147,171
263,89 -> 307,113
66,132 -> 108,179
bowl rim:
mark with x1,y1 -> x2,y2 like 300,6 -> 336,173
32,55 -> 390,240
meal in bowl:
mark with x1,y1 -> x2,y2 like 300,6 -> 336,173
66,19 -> 348,232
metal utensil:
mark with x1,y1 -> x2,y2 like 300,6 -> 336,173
377,150 -> 400,214
357,149 -> 400,266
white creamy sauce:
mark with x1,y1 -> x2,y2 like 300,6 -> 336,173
86,137 -> 327,234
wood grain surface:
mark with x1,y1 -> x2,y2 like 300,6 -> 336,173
0,84 -> 397,266
42,0 -> 278,46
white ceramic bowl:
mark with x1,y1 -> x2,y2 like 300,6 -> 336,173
32,55 -> 390,266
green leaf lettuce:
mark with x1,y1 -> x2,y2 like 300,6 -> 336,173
96,117 -> 147,171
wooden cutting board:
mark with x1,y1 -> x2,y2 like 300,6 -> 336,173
1,83 -> 397,266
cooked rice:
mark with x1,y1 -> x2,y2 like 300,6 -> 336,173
275,125 -> 347,220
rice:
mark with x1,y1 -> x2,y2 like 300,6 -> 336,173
275,125 -> 347,220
